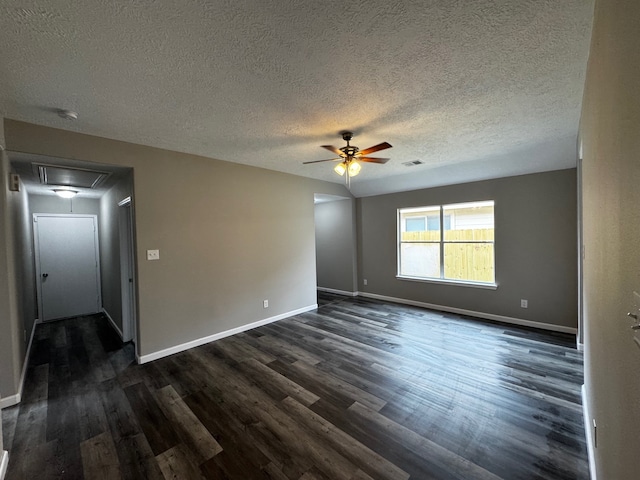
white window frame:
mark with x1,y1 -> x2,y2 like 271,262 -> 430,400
397,201 -> 497,289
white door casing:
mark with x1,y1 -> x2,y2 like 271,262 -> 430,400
118,196 -> 137,344
34,214 -> 101,321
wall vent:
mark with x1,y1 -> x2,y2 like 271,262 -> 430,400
35,163 -> 111,189
402,160 -> 424,167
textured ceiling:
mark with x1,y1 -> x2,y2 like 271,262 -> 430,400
0,0 -> 594,197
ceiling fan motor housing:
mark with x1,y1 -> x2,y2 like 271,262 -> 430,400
302,131 -> 391,168
340,132 -> 357,157
341,146 -> 359,157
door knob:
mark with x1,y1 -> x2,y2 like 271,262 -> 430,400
42,273 -> 48,278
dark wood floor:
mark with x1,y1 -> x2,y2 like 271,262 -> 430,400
2,293 -> 588,479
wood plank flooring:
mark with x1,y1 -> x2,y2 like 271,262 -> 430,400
2,293 -> 589,479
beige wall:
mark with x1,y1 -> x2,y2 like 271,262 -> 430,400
580,0 -> 640,477
357,169 -> 578,329
4,120 -> 350,362
314,199 -> 358,293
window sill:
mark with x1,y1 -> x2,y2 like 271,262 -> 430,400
396,275 -> 498,290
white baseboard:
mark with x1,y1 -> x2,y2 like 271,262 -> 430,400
0,450 -> 9,480
357,292 -> 578,335
138,304 -> 318,364
317,287 -> 358,297
0,394 -> 20,410
582,384 -> 597,480
102,308 -> 123,340
0,319 -> 38,409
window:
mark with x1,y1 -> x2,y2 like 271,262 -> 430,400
398,201 -> 495,285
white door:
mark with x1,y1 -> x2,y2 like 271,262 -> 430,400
34,214 -> 101,321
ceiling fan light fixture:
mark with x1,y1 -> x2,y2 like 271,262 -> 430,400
348,160 -> 361,177
304,132 -> 392,184
54,188 -> 79,198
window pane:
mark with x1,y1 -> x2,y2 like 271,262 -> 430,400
443,201 -> 494,242
400,206 -> 440,241
400,243 -> 440,278
444,243 -> 495,283
405,217 -> 425,232
425,215 -> 439,231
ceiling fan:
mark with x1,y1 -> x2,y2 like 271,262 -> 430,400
303,132 -> 392,183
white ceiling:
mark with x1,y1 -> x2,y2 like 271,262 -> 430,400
0,0 -> 594,197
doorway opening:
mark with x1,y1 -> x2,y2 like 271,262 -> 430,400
313,193 -> 358,297
8,151 -> 138,358
118,196 -> 137,345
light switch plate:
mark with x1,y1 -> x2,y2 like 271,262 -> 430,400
147,249 -> 160,261
10,173 -> 20,192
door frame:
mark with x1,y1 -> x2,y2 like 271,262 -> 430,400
118,196 -> 137,345
33,213 -> 102,322
577,142 -> 584,350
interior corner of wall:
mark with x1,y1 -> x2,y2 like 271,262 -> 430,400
0,116 -> 5,150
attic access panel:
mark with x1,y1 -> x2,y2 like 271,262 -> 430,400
35,163 -> 111,189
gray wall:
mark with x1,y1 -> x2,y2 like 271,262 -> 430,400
4,120 -> 351,364
0,120 -> 15,402
13,177 -> 35,356
99,174 -> 134,333
357,169 -> 578,329
0,118 -> 5,449
580,0 -> 640,477
0,123 -> 24,403
314,199 -> 357,293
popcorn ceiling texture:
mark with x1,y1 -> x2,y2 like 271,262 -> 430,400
0,0 -> 594,196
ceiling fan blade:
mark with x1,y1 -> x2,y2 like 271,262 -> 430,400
357,142 -> 392,156
303,158 -> 342,164
358,157 -> 390,164
321,145 -> 345,157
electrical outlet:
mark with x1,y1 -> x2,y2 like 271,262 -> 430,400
520,299 -> 528,308
263,299 -> 269,308
146,249 -> 160,261
363,279 -> 368,286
